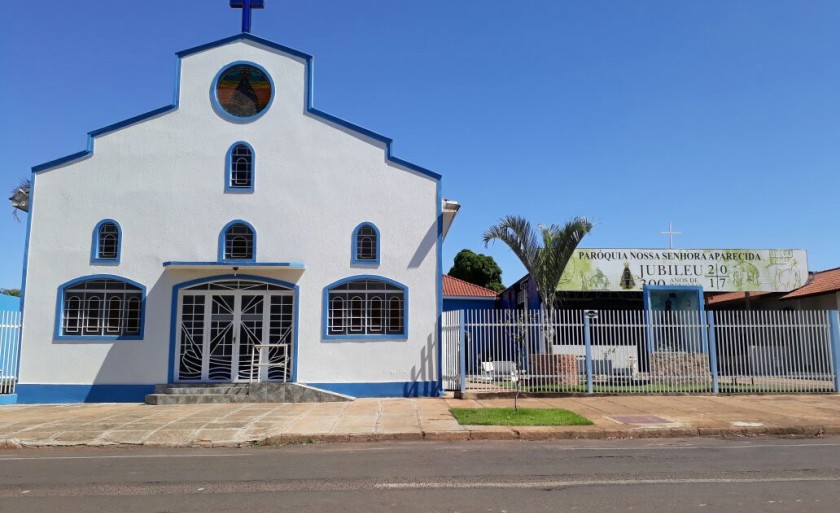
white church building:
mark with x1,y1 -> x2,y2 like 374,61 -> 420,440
16,32 -> 458,403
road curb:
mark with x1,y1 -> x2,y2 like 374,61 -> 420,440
2,423 -> 838,450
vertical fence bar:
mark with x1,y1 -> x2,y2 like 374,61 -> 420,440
583,313 -> 593,394
707,310 -> 719,394
828,310 -> 840,393
458,310 -> 466,394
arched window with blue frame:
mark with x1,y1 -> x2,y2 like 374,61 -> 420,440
351,222 -> 380,265
323,276 -> 407,340
219,220 -> 256,262
56,275 -> 145,340
91,219 -> 122,264
225,142 -> 254,192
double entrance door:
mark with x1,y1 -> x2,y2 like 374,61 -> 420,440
176,279 -> 294,382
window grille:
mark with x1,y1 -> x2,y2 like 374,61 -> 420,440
354,224 -> 378,262
229,144 -> 253,189
97,222 -> 119,259
327,279 -> 405,336
224,224 -> 254,260
517,280 -> 529,309
61,279 -> 142,337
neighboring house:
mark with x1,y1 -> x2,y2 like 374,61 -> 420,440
706,267 -> 840,311
499,274 -> 644,311
780,267 -> 840,309
705,291 -> 783,311
16,33 -> 460,403
0,294 -> 20,311
442,275 -> 498,312
499,275 -> 542,311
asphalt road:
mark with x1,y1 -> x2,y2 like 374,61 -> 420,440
1,438 -> 840,512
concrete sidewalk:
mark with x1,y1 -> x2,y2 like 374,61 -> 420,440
1,395 -> 840,448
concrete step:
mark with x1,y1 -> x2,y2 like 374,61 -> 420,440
145,394 -> 256,405
145,383 -> 354,405
153,384 -> 251,395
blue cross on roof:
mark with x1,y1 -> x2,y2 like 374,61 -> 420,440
231,0 -> 264,33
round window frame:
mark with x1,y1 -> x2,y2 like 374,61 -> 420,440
211,61 -> 275,123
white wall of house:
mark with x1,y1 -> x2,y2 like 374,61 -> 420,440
19,39 -> 440,389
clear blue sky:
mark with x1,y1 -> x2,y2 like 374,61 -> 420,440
2,1 -> 839,290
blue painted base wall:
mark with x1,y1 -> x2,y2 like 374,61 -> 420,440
442,298 -> 496,312
13,382 -> 440,403
308,381 -> 440,398
0,394 -> 18,405
16,385 -> 155,404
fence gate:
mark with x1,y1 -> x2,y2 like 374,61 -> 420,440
0,310 -> 22,396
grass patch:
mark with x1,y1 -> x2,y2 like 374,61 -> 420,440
450,407 -> 593,426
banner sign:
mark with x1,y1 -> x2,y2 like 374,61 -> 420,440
556,249 -> 808,292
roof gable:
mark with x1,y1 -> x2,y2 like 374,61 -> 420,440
443,275 -> 498,298
32,34 -> 440,181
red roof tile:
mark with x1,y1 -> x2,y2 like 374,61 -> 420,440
443,275 -> 498,298
782,268 -> 840,299
706,291 -> 773,305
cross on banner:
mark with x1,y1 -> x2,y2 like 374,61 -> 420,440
660,221 -> 682,249
231,0 -> 265,33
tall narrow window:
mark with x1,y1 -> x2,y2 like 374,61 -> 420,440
92,220 -> 121,263
226,142 -> 254,192
220,221 -> 256,261
59,278 -> 144,338
352,223 -> 379,264
325,277 -> 407,338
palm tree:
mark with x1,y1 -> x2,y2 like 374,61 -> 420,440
9,177 -> 30,221
483,215 -> 593,352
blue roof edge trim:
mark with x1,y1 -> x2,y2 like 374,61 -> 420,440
162,261 -> 305,268
31,33 -> 441,181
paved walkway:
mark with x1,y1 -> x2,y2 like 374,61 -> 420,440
1,395 -> 840,448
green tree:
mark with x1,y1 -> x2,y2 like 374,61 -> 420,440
483,215 -> 593,350
448,249 -> 505,292
0,288 -> 20,297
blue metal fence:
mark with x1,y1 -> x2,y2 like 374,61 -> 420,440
0,310 -> 22,396
443,308 -> 839,394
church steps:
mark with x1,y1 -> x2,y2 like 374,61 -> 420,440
145,383 -> 354,405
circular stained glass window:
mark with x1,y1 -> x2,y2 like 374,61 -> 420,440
214,63 -> 272,120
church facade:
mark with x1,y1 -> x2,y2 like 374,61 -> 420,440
17,34 -> 452,403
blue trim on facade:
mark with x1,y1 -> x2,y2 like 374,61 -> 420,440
32,107 -> 176,173
321,275 -> 409,341
0,394 -> 17,405
218,219 -> 257,263
90,219 -> 122,265
53,275 -> 147,341
32,33 -> 441,182
167,274 -> 300,384
15,172 -> 34,381
435,181 -> 443,395
163,261 -> 304,269
16,384 -> 154,404
224,141 -> 256,193
211,61 -> 276,124
350,222 -> 380,266
307,381 -> 438,398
